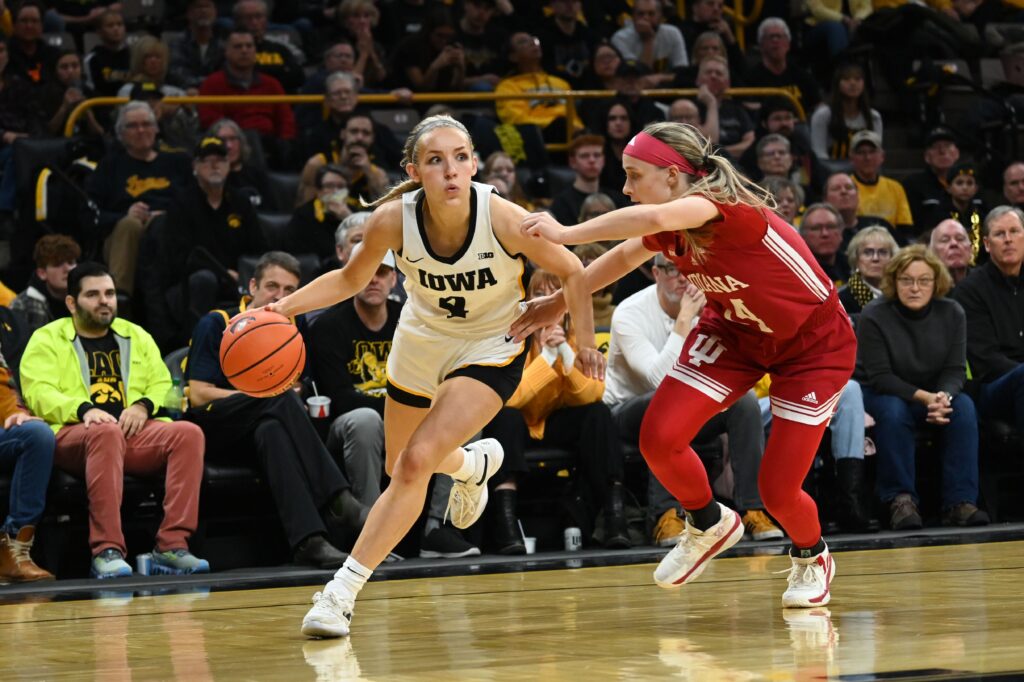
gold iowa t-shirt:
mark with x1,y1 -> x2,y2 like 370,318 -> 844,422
80,334 -> 125,418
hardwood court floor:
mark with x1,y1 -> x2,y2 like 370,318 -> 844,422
2,541 -> 1023,681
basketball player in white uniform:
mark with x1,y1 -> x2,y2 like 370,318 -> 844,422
268,115 -> 605,638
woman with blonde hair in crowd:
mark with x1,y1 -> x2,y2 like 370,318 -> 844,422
838,225 -> 898,317
118,36 -> 197,147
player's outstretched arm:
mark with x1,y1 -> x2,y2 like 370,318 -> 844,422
521,196 -> 720,245
493,197 -> 604,380
268,202 -> 403,317
508,237 -> 656,342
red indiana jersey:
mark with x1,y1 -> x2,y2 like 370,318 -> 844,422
642,200 -> 835,340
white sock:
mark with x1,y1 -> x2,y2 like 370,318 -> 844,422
449,446 -> 476,482
327,556 -> 372,598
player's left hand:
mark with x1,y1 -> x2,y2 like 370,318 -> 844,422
521,212 -> 567,244
575,347 -> 606,381
509,293 -> 567,343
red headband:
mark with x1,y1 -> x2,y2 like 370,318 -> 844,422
623,132 -> 708,177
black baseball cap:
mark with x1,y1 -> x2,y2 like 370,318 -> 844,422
925,126 -> 957,147
194,136 -> 228,159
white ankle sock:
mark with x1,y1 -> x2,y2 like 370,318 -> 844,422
328,556 -> 372,598
450,446 -> 477,482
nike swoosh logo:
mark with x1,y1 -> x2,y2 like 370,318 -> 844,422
504,334 -> 515,343
407,257 -> 424,263
476,452 -> 488,486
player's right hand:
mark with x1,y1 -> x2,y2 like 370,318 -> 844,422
508,293 -> 567,343
521,212 -> 566,244
575,347 -> 606,381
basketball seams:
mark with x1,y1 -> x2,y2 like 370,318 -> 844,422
221,321 -> 296,365
258,341 -> 307,397
223,328 -> 300,379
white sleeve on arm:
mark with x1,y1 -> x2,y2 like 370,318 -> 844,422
615,306 -> 686,392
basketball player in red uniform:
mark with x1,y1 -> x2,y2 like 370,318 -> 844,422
514,122 -> 856,607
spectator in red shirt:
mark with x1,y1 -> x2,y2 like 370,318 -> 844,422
198,29 -> 295,167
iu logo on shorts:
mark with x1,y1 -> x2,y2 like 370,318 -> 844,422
688,334 -> 726,367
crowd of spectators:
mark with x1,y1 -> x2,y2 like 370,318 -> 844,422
0,0 -> 1023,582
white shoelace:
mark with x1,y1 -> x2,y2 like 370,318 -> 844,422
10,538 -> 32,563
777,561 -> 822,589
444,484 -> 470,526
311,591 -> 352,618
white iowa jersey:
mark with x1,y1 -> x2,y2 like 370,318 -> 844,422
397,181 -> 527,339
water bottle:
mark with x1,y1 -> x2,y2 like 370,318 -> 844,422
163,378 -> 184,420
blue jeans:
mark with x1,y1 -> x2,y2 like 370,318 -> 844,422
0,420 -> 56,534
862,388 -> 979,507
977,363 -> 1024,434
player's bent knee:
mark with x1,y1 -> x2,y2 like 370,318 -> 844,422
390,445 -> 436,485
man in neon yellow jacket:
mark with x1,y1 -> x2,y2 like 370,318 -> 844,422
21,262 -> 209,579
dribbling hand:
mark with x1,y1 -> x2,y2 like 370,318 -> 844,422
508,293 -> 567,343
263,300 -> 288,317
575,347 -> 606,381
521,212 -> 567,244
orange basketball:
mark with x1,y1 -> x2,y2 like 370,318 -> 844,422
219,309 -> 305,398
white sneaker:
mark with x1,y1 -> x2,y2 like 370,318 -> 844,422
781,544 -> 835,608
301,590 -> 355,638
653,502 -> 744,589
446,439 -> 504,529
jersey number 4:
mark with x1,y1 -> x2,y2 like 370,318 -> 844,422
723,298 -> 774,334
439,296 -> 469,319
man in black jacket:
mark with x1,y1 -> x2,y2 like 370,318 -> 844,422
952,205 -> 1024,433
160,136 -> 267,333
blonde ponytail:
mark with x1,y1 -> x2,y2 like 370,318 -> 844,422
642,122 -> 776,258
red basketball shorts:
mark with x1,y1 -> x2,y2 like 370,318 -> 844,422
668,302 -> 857,426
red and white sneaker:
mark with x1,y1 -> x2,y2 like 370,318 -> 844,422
653,502 -> 744,589
781,544 -> 835,607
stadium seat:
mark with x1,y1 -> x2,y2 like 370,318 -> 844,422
371,108 -> 421,138
265,171 -> 301,211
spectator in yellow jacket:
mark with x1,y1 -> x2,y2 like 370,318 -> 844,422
495,32 -> 583,143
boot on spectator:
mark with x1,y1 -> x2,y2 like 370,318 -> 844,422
0,526 -> 54,583
889,493 -> 923,530
603,481 -> 632,549
836,458 -> 872,532
294,535 -> 348,569
492,488 -> 526,555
